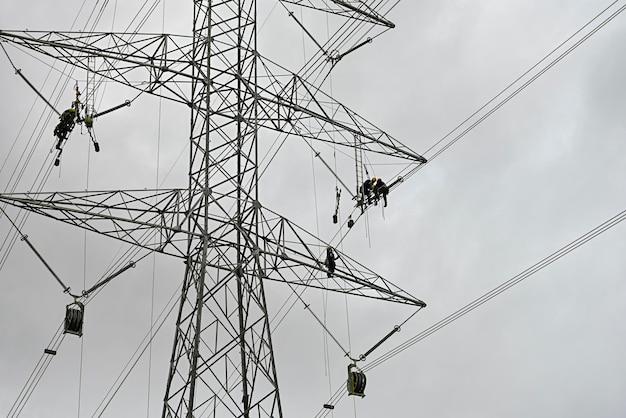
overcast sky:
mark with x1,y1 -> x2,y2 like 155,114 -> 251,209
1,1 -> 625,417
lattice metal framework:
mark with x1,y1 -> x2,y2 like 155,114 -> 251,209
0,1 -> 427,417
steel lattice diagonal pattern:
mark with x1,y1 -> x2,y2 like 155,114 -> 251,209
0,186 -> 425,307
0,29 -> 427,166
163,245 -> 282,418
281,0 -> 396,28
250,56 -> 428,164
0,0 -> 428,416
251,206 -> 426,307
0,30 -> 196,104
0,189 -> 199,257
161,1 -> 284,417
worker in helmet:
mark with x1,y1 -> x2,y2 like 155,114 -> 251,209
54,107 -> 77,150
372,177 -> 389,207
324,246 -> 339,278
361,178 -> 374,205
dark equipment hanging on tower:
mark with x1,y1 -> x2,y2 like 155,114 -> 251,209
347,363 -> 367,397
64,302 -> 84,337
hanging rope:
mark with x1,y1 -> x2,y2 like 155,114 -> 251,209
147,3 -> 166,410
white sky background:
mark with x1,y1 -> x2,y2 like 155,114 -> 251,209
1,1 -> 625,417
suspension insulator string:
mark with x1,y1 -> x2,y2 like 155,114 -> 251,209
0,206 -> 72,294
1,43 -> 61,116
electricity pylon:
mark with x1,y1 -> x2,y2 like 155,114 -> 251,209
0,1 -> 427,417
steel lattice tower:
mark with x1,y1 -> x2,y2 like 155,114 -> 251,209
0,1 -> 427,417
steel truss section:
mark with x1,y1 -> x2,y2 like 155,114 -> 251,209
253,58 -> 427,163
0,30 -> 427,165
0,188 -> 424,307
161,2 -> 284,417
0,30 -> 196,104
0,189 -> 198,257
0,1 -> 427,417
253,206 -> 426,307
281,0 -> 396,28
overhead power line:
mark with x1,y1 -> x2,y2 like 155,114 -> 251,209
392,0 -> 626,186
314,206 -> 626,418
426,0 -> 626,161
364,207 -> 626,371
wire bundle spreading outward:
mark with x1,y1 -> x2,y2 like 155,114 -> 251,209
314,207 -> 626,418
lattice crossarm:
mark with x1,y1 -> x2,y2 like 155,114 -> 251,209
281,0 -> 396,28
249,60 -> 427,163
0,30 -> 196,103
0,189 -> 200,257
249,208 -> 426,307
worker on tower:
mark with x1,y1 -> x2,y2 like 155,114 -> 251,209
53,85 -> 100,161
55,85 -> 82,150
324,246 -> 339,278
372,177 -> 389,207
361,178 -> 374,205
54,106 -> 77,150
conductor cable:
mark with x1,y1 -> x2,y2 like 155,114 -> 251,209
364,207 -> 626,371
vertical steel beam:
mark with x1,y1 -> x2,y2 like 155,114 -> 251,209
162,1 -> 282,417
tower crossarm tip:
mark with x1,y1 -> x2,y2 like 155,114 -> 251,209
281,0 -> 396,28
251,207 -> 426,307
249,60 -> 427,163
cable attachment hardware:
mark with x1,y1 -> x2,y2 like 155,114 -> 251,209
358,325 -> 401,361
331,37 -> 372,64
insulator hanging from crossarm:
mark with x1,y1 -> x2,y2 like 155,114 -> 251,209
288,10 -> 328,58
331,37 -> 372,64
73,82 -> 81,110
14,69 -> 61,116
344,325 -> 405,398
81,99 -> 131,153
358,325 -> 402,361
92,100 -> 131,118
18,232 -> 71,294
